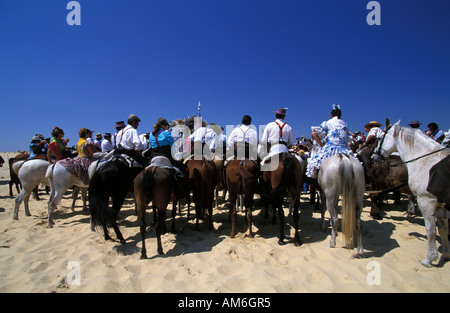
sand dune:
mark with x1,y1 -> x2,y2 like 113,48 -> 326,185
0,152 -> 448,293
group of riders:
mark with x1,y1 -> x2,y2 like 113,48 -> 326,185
25,104 -> 448,187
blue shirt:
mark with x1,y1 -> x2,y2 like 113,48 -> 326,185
149,129 -> 174,149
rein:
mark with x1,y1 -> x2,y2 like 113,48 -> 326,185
386,146 -> 448,167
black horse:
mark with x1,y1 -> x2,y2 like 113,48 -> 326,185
89,157 -> 144,243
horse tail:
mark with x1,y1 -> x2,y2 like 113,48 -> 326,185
142,167 -> 155,202
12,160 -> 25,175
89,170 -> 114,229
340,154 -> 357,249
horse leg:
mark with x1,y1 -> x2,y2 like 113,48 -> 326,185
355,200 -> 364,256
13,188 -> 29,220
244,193 -> 254,238
277,198 -> 285,245
48,189 -> 65,228
155,205 -> 166,255
417,197 -> 439,267
327,196 -> 338,248
81,188 -> 88,212
71,186 -> 79,212
229,192 -> 237,238
171,200 -> 177,234
292,195 -> 302,246
111,196 -> 126,244
319,189 -> 327,231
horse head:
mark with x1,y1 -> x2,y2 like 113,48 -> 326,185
373,118 -> 400,160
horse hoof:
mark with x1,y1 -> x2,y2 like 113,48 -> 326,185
140,255 -> 148,260
119,239 -> 126,245
421,260 -> 432,268
277,240 -> 285,246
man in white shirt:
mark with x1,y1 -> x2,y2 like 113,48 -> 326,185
101,133 -> 113,152
188,120 -> 217,160
115,114 -> 147,166
259,108 -> 296,156
362,121 -> 383,149
227,115 -> 258,160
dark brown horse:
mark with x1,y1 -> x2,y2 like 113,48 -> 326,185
134,158 -> 182,258
89,158 -> 144,244
186,159 -> 218,230
262,152 -> 303,246
358,147 -> 415,219
226,158 -> 259,238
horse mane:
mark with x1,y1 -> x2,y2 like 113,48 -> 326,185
396,125 -> 443,154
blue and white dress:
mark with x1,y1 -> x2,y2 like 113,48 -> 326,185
306,117 -> 356,178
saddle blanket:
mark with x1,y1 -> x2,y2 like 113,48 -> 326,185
146,156 -> 182,176
260,144 -> 290,165
58,156 -> 94,185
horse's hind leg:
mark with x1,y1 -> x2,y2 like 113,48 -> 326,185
417,197 -> 439,267
111,196 -> 126,244
437,217 -> 450,262
327,199 -> 338,248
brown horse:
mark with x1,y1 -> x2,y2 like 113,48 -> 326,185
262,152 -> 303,246
226,158 -> 259,238
358,147 -> 415,219
186,159 -> 218,230
134,158 -> 182,258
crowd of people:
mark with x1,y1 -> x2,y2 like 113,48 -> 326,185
25,106 -> 449,180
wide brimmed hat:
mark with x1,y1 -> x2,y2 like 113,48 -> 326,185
408,120 -> 421,126
365,121 -> 382,128
273,108 -> 288,116
115,121 -> 126,128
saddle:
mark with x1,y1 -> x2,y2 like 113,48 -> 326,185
88,150 -> 145,180
146,156 -> 183,177
427,154 -> 450,208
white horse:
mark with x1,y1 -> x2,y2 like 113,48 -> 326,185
12,159 -> 50,220
375,119 -> 450,267
318,153 -> 365,255
45,162 -> 88,228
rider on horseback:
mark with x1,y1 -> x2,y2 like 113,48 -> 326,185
115,114 -> 147,167
258,108 -> 297,168
306,104 -> 356,179
148,117 -> 185,174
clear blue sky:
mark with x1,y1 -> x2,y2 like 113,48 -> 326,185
1,0 -> 449,152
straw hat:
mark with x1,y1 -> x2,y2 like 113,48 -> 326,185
365,121 -> 382,128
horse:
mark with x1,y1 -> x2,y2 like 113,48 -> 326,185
262,151 -> 303,246
318,153 -> 365,255
89,157 -> 144,244
134,156 -> 182,258
45,159 -> 90,228
12,159 -> 50,220
226,158 -> 260,238
186,159 -> 218,230
358,147 -> 416,219
9,153 -> 29,197
374,119 -> 450,267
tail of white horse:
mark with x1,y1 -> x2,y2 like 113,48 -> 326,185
12,160 -> 25,175
45,164 -> 56,202
340,155 -> 358,249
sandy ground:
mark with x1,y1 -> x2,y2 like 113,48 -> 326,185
0,152 -> 449,293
